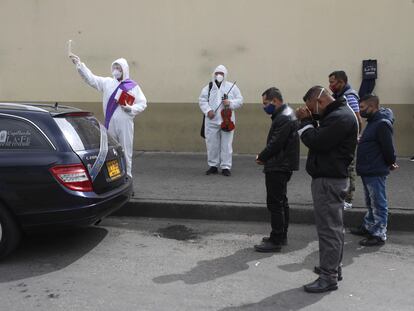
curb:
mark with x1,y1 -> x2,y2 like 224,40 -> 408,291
113,199 -> 414,231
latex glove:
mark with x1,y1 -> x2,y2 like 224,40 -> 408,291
69,53 -> 81,65
122,105 -> 132,113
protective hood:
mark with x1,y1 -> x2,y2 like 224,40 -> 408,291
111,58 -> 130,81
211,64 -> 228,83
371,107 -> 394,124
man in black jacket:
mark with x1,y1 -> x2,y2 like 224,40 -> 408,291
254,87 -> 300,252
296,86 -> 358,293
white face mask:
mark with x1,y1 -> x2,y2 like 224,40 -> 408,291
112,69 -> 122,80
215,74 -> 224,83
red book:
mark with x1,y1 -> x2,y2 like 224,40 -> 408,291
115,89 -> 135,106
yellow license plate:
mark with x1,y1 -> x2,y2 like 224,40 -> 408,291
106,159 -> 121,180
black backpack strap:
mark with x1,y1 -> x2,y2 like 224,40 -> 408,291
208,81 -> 213,101
201,82 -> 214,139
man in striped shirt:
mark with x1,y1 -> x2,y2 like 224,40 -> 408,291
329,71 -> 362,210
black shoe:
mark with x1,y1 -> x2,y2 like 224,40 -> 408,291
222,169 -> 231,177
254,240 -> 282,253
410,156 -> 414,162
304,277 -> 338,293
350,226 -> 370,236
205,167 -> 218,175
313,266 -> 343,281
262,236 -> 288,246
359,236 -> 385,247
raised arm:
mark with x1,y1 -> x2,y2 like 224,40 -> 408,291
69,54 -> 107,92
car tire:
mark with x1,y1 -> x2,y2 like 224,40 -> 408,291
0,203 -> 21,260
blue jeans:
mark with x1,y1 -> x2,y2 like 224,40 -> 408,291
361,176 -> 388,241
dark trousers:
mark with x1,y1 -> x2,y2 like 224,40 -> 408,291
265,171 -> 292,243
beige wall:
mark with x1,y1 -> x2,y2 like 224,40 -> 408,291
64,101 -> 414,157
1,0 -> 413,155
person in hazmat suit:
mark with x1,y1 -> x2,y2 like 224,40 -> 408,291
198,65 -> 243,176
69,54 -> 147,178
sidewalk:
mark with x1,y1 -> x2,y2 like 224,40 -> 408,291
115,152 -> 414,231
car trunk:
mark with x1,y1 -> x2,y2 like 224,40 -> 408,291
53,112 -> 128,194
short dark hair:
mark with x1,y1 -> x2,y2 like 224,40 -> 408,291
360,94 -> 379,107
262,87 -> 283,102
302,85 -> 325,102
329,70 -> 348,84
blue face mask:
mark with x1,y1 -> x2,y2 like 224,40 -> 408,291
263,103 -> 275,115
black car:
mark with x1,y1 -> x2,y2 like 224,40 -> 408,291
0,103 -> 132,259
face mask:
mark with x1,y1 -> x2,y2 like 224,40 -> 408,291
329,85 -> 338,94
112,69 -> 122,80
360,109 -> 373,119
263,103 -> 275,115
311,103 -> 321,121
215,74 -> 224,83
329,81 -> 343,94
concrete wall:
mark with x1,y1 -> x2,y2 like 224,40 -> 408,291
1,0 -> 413,155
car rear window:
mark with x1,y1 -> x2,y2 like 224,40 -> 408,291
54,116 -> 118,151
0,116 -> 53,150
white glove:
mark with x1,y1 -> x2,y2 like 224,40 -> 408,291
122,105 -> 132,113
69,53 -> 81,65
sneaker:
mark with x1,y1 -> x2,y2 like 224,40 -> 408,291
411,156 -> 414,162
344,202 -> 352,210
222,169 -> 231,177
359,236 -> 385,247
205,167 -> 218,175
350,226 -> 370,236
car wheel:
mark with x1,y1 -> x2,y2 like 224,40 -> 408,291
0,203 -> 21,260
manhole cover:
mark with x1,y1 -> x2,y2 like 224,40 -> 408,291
156,225 -> 198,241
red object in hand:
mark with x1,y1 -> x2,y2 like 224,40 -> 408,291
115,89 -> 135,106
221,106 -> 235,132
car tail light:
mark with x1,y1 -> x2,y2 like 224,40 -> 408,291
50,164 -> 93,192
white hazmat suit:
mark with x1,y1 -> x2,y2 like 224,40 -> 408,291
198,65 -> 243,170
75,58 -> 147,177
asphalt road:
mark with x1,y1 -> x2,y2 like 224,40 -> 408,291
0,217 -> 413,311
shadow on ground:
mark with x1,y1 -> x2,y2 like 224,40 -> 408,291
278,235 -> 382,274
0,226 -> 108,283
219,235 -> 382,311
219,286 -> 332,311
153,235 -> 313,285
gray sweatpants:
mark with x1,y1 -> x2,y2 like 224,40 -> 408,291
311,177 -> 348,282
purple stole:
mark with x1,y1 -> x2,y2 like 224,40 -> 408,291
104,79 -> 137,129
